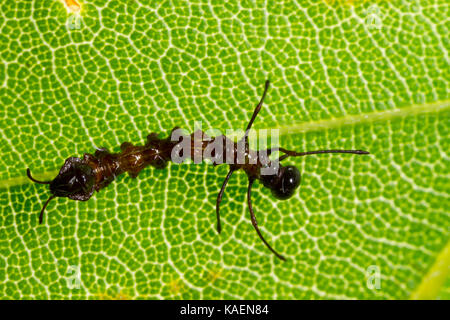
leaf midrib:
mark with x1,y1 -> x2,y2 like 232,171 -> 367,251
1,99 -> 448,188
410,240 -> 450,300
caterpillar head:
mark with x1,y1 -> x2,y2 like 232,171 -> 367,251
27,157 -> 96,223
49,157 -> 95,200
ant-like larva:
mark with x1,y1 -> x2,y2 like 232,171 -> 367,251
27,80 -> 369,260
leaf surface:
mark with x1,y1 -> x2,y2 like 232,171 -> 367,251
0,0 -> 449,299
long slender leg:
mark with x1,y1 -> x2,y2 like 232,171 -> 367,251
247,178 -> 286,261
276,148 -> 370,161
242,80 -> 270,150
39,195 -> 56,224
216,168 -> 235,234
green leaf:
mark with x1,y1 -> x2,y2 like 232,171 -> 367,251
0,0 -> 449,299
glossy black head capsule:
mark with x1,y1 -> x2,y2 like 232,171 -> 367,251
49,157 -> 96,200
260,165 -> 301,200
27,157 -> 96,224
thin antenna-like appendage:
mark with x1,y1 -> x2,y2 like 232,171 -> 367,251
216,168 -> 235,234
278,148 -> 370,161
39,195 -> 56,224
27,168 -> 52,184
242,80 -> 270,149
247,178 -> 286,261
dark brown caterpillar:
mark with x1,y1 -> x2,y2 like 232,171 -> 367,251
27,80 -> 369,260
